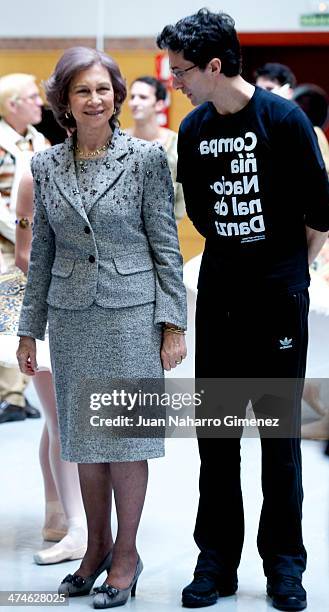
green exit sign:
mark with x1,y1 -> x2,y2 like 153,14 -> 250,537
300,13 -> 329,26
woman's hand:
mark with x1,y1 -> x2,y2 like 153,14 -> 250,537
16,336 -> 38,376
161,329 -> 187,371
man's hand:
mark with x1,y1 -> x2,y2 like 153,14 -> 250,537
161,330 -> 187,371
17,336 -> 38,376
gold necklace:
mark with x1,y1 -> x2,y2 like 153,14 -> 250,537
75,137 -> 111,158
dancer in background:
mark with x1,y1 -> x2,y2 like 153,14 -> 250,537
256,66 -> 329,437
293,84 -> 329,176
293,84 -> 329,440
127,76 -> 185,221
15,172 -> 87,564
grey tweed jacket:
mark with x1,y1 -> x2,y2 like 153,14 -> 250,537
18,128 -> 187,341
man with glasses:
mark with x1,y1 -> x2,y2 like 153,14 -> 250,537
157,9 -> 329,611
0,73 -> 48,423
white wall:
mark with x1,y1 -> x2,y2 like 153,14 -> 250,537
0,0 -> 327,37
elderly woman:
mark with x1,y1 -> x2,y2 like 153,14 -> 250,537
17,47 -> 186,609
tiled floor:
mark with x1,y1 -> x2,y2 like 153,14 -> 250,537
0,411 -> 328,612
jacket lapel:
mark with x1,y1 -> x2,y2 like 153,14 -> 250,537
52,137 -> 88,221
86,128 -> 128,213
51,129 -> 128,219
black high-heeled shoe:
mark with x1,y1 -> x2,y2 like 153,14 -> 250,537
58,551 -> 112,597
93,556 -> 143,609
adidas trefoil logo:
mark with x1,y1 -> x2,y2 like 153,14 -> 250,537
279,337 -> 293,350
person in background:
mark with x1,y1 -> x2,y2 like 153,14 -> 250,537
14,172 -> 87,565
254,62 -> 296,99
257,68 -> 329,438
0,73 -> 48,423
293,84 -> 329,176
37,105 -> 67,145
256,66 -> 329,174
127,76 -> 185,221
293,84 -> 329,441
158,9 -> 329,610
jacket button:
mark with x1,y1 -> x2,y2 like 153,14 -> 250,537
84,226 -> 91,234
89,255 -> 95,263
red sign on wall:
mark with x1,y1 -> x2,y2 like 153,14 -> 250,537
155,53 -> 173,128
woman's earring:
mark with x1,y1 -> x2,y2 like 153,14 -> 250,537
65,109 -> 71,120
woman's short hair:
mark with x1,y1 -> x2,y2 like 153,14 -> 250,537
45,47 -> 127,130
157,8 -> 241,77
293,84 -> 329,128
131,76 -> 167,102
0,73 -> 36,116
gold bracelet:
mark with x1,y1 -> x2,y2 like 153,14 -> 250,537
163,326 -> 186,335
15,217 -> 32,229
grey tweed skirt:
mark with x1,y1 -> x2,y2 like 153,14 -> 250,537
48,301 -> 164,463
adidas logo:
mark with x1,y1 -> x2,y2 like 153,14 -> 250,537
279,337 -> 293,350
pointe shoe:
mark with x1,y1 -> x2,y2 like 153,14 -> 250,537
42,501 -> 68,542
34,542 -> 87,565
93,556 -> 143,609
303,382 -> 327,417
58,551 -> 112,597
36,522 -> 87,565
301,412 -> 329,440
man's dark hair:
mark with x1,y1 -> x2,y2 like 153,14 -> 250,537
254,62 -> 297,88
131,76 -> 167,101
157,8 -> 242,77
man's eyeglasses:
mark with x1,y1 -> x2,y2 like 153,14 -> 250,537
170,64 -> 198,80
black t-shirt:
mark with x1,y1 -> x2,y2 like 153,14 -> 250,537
177,86 -> 329,295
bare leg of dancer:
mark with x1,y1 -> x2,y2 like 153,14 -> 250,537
33,371 -> 87,563
39,424 -> 67,541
